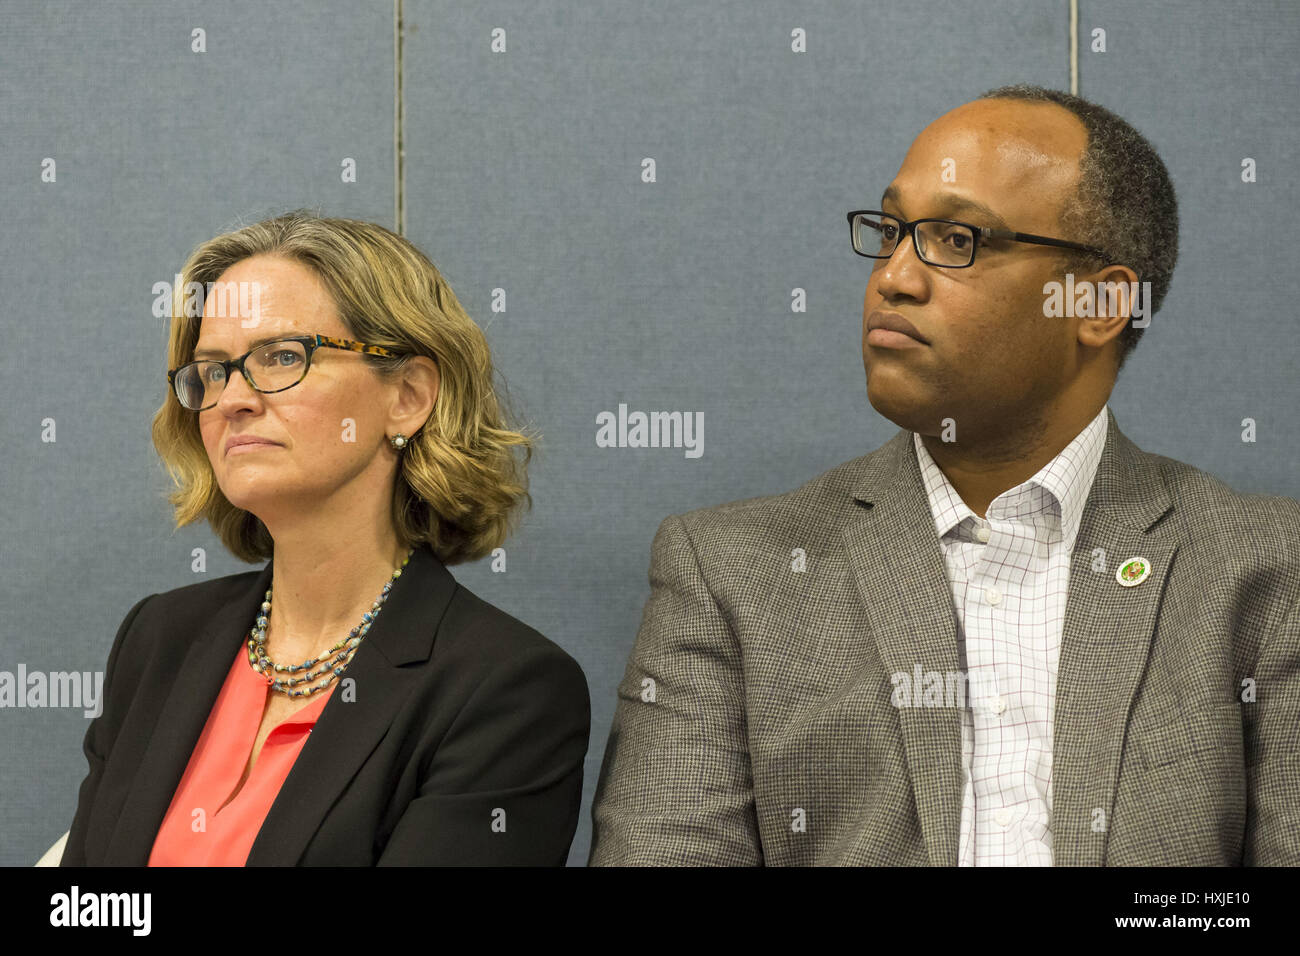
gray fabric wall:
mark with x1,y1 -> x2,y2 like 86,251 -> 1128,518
1,0 -> 1295,866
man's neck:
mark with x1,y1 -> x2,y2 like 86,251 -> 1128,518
917,399 -> 1105,518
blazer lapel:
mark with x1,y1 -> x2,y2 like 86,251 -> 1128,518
1050,409 -> 1175,865
246,543 -> 457,865
840,429 -> 964,866
839,410 -> 1176,867
105,543 -> 458,866
104,560 -> 272,864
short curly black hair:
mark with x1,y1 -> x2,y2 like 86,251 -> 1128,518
978,84 -> 1179,372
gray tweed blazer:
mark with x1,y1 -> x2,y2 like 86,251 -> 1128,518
588,408 -> 1300,865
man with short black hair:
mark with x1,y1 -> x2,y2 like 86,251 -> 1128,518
589,86 -> 1300,865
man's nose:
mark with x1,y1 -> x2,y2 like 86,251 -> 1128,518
874,230 -> 927,292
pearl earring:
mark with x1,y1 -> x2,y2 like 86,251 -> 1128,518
390,433 -> 408,450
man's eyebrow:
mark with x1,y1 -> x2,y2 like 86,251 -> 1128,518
879,186 -> 1010,229
192,335 -> 297,359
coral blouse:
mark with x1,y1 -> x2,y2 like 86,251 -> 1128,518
148,642 -> 336,866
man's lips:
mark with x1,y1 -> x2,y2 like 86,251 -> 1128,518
866,310 -> 929,349
866,328 -> 928,349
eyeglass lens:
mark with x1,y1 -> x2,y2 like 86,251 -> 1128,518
854,213 -> 976,267
174,340 -> 308,410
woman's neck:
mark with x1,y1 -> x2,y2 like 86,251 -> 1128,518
264,533 -> 411,661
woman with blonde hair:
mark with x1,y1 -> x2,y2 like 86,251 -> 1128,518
61,210 -> 589,866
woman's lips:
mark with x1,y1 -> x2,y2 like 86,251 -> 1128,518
227,441 -> 281,455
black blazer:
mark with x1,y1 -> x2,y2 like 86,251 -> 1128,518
61,541 -> 590,865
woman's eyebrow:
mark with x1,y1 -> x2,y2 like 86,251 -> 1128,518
192,334 -> 291,359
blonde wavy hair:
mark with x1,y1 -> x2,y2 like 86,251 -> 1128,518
152,209 -> 534,565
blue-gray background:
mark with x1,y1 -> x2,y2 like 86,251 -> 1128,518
2,0 -> 1296,866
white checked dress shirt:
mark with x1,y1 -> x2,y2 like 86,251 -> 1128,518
912,405 -> 1109,866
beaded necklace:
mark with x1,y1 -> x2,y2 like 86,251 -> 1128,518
246,548 -> 415,698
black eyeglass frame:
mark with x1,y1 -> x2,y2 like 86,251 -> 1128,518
846,209 -> 1111,269
166,333 -> 406,411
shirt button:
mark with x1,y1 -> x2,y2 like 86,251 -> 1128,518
985,586 -> 1001,605
995,808 -> 1013,828
974,525 -> 990,543
988,696 -> 1007,715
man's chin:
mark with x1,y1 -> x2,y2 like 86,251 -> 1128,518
865,379 -> 942,435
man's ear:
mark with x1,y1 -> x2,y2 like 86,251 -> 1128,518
1075,263 -> 1140,352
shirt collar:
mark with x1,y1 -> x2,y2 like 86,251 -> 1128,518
912,404 -> 1109,548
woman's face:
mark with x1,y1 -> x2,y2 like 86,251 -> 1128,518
193,254 -> 399,524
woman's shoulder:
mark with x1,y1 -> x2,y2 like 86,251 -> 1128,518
88,566 -> 267,711
434,581 -> 586,688
127,566 -> 267,628
109,566 -> 268,658
419,581 -> 590,733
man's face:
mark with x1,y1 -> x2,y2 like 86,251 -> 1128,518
861,98 -> 1090,443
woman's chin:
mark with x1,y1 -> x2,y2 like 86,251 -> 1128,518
218,482 -> 285,513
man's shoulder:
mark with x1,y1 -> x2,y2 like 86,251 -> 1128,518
1107,438 -> 1300,593
662,450 -> 884,554
654,432 -> 1300,563
1138,446 -> 1300,534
